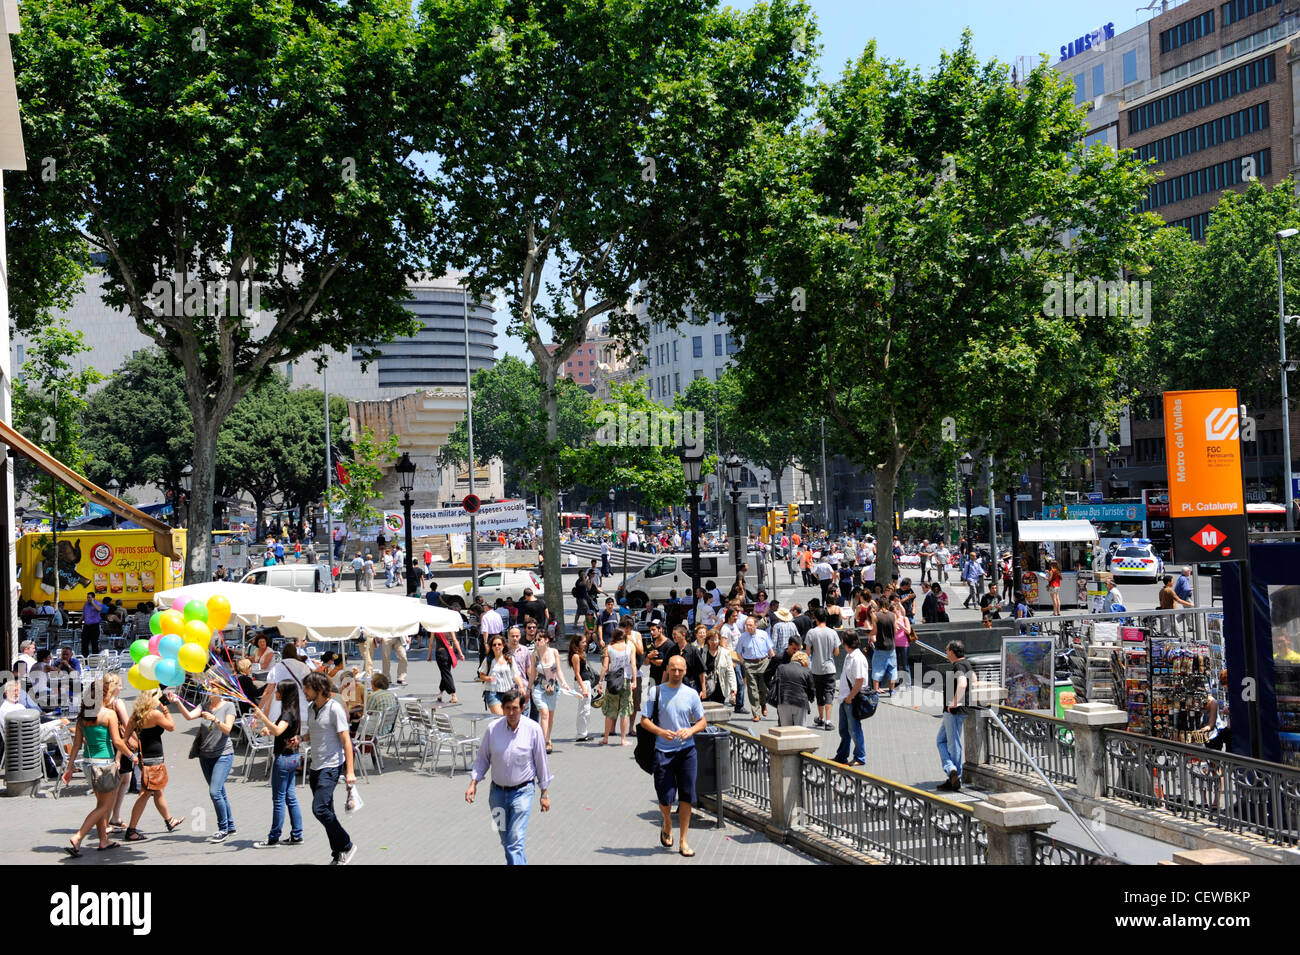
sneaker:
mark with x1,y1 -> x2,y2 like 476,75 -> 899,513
337,843 -> 357,866
848,759 -> 865,767
936,780 -> 956,792
209,831 -> 229,843
947,769 -> 962,791
252,840 -> 280,849
285,836 -> 304,846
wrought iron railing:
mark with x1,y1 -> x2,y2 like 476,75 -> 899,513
1103,730 -> 1300,845
1029,831 -> 1127,865
1016,606 -> 1219,650
799,754 -> 987,864
726,728 -> 770,812
988,706 -> 1076,785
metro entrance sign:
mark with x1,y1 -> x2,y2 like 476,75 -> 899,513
1162,389 -> 1248,562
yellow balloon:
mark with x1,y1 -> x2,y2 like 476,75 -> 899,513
159,609 -> 186,636
183,619 -> 212,645
127,665 -> 159,693
177,642 -> 209,674
206,594 -> 232,631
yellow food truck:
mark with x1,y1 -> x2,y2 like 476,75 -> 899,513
17,528 -> 187,611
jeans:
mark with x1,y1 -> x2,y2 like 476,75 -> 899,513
734,665 -> 746,710
835,700 -> 865,763
488,782 -> 534,865
895,643 -> 911,684
937,711 -> 967,775
199,753 -> 235,833
308,766 -> 352,855
270,753 -> 303,842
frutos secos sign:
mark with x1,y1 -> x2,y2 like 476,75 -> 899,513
1060,22 -> 1115,62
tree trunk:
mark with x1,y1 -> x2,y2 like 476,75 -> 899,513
184,414 -> 221,584
538,362 -> 564,629
874,447 -> 903,585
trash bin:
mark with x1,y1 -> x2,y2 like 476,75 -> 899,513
4,709 -> 43,796
695,726 -> 732,796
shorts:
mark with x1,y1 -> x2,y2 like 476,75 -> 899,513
653,746 -> 698,806
532,686 -> 558,713
871,649 -> 897,684
600,684 -> 634,719
483,690 -> 503,707
814,673 -> 837,707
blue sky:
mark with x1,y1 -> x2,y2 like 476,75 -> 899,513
497,0 -> 1156,361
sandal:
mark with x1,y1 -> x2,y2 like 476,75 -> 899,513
97,842 -> 122,852
107,820 -> 127,831
679,846 -> 696,858
64,841 -> 81,858
659,830 -> 673,848
124,829 -> 147,842
165,816 -> 185,833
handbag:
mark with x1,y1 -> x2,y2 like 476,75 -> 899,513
88,759 -> 120,794
140,758 -> 168,791
633,689 -> 661,774
851,688 -> 879,721
605,664 -> 626,696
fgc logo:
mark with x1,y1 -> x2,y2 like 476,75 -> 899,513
1204,408 -> 1239,442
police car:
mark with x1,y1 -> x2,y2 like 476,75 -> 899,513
1107,538 -> 1163,583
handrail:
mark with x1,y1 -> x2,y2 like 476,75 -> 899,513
801,751 -> 975,813
997,704 -> 1069,726
1105,727 -> 1300,776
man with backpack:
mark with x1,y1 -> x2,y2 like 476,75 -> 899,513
639,654 -> 707,858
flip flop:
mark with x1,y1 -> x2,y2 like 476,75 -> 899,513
96,842 -> 121,852
659,830 -> 673,848
64,842 -> 81,858
679,846 -> 696,858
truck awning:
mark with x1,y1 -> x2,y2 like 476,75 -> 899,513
1017,519 -> 1099,543
0,418 -> 181,558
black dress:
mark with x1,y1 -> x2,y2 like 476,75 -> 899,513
433,633 -> 457,695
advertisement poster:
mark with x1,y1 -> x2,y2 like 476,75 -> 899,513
367,500 -> 529,537
18,530 -> 185,610
1162,389 -> 1247,562
1002,637 -> 1055,712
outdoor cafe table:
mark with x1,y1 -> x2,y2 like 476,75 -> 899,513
451,711 -> 496,738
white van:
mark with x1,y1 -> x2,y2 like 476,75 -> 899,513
239,563 -> 332,593
617,553 -> 740,607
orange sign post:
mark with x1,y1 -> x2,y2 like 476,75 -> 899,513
1162,389 -> 1247,562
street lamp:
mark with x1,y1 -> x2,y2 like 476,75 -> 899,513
395,451 -> 417,595
681,449 -> 704,604
724,453 -> 744,571
959,452 -> 975,569
107,478 -> 120,530
759,477 -> 771,596
179,464 -> 193,528
1276,228 -> 1297,530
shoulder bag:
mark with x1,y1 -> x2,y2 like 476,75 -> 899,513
633,688 -> 661,774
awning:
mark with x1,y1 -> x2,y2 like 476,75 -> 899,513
0,418 -> 181,558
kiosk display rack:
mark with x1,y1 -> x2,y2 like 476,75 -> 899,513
1112,643 -> 1150,734
1148,637 -> 1215,744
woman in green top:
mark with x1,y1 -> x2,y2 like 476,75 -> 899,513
63,674 -> 135,856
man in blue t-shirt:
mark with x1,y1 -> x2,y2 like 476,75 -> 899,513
640,655 -> 707,858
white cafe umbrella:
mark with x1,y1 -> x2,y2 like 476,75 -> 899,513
153,581 -> 310,628
903,509 -> 942,519
273,591 -> 465,642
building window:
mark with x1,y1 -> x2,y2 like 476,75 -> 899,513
672,340 -> 678,362
714,334 -> 723,356
15,344 -> 23,364
674,373 -> 680,394
1073,73 -> 1086,105
692,336 -> 703,358
1092,64 -> 1105,97
576,360 -> 583,367
1123,49 -> 1138,86
694,368 -> 704,379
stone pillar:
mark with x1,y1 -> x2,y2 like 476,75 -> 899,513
759,726 -> 820,839
964,709 -> 989,775
1171,848 -> 1252,865
972,792 -> 1059,865
1063,702 -> 1128,799
702,701 -> 732,727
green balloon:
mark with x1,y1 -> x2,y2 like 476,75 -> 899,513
129,639 -> 150,664
183,600 -> 209,624
149,611 -> 163,635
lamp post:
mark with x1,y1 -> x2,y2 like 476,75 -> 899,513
681,450 -> 704,605
622,486 -> 634,591
106,479 -> 120,530
395,452 -> 417,596
959,452 -> 974,572
180,464 -> 193,529
1276,228 -> 1298,531
608,487 -> 615,536
725,453 -> 743,571
759,477 -> 771,595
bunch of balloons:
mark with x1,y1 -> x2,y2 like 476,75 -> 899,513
127,594 -> 233,692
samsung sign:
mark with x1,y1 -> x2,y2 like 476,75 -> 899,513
1060,22 -> 1115,62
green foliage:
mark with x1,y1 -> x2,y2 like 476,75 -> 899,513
437,356 -> 591,491
328,427 -> 398,549
702,35 -> 1156,578
12,319 -> 103,516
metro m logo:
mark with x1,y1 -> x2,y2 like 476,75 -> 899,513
1204,407 -> 1239,442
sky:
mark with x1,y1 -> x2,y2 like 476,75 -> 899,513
496,0 -> 1164,361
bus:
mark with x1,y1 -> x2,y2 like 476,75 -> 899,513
1247,501 -> 1287,535
560,512 -> 591,531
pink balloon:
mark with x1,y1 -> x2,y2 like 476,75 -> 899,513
173,597 -> 188,612
148,634 -> 161,655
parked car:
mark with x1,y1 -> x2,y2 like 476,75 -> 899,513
239,563 -> 332,592
441,569 -> 545,609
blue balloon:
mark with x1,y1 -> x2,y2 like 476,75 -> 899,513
158,634 -> 184,659
154,659 -> 182,687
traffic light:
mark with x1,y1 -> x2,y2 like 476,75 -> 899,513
787,503 -> 799,525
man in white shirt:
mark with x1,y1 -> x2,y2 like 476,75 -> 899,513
935,544 -> 951,583
813,558 -> 834,603
833,630 -> 869,766
383,550 -> 395,588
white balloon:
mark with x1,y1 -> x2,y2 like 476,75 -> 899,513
138,654 -> 161,681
